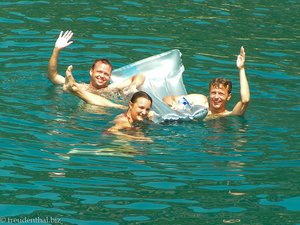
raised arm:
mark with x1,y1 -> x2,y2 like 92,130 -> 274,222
231,46 -> 250,116
63,65 -> 126,109
47,30 -> 74,85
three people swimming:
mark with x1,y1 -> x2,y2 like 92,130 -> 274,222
48,31 -> 250,139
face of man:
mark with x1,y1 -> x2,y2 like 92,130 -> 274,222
209,84 -> 231,113
89,62 -> 112,89
129,97 -> 152,122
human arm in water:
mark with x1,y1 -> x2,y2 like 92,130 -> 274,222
63,65 -> 126,109
231,46 -> 250,116
107,115 -> 153,142
47,30 -> 74,85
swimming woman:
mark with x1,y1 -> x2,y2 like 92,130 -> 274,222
107,91 -> 154,141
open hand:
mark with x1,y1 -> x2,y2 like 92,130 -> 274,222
55,30 -> 74,50
236,46 -> 245,69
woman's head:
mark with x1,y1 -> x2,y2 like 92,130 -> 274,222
129,91 -> 152,122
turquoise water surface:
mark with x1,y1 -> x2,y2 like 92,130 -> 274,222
0,1 -> 299,225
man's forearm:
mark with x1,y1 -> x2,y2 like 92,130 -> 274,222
75,89 -> 126,109
47,48 -> 64,84
239,68 -> 250,103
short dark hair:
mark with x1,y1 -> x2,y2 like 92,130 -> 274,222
209,78 -> 232,94
130,91 -> 153,106
91,58 -> 113,70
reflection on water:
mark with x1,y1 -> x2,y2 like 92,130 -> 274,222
63,140 -> 142,158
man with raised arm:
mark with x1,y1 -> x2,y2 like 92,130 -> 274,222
163,46 -> 250,120
63,65 -> 126,109
47,30 -> 145,104
63,66 -> 153,140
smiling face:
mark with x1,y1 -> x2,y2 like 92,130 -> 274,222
209,84 -> 231,114
129,97 -> 152,122
89,61 -> 112,89
208,78 -> 232,114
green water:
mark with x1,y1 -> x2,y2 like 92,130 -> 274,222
0,1 -> 299,225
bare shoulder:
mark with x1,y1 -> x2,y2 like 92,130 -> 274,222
108,114 -> 130,133
114,114 -> 126,123
113,114 -> 131,128
78,83 -> 89,90
205,110 -> 231,120
107,82 -> 118,89
108,81 -> 126,90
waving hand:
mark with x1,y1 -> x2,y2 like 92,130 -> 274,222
55,30 -> 74,49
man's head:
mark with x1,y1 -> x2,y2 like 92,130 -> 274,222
129,91 -> 152,122
89,58 -> 113,89
209,78 -> 232,113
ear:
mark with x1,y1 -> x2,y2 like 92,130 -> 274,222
227,93 -> 232,101
89,69 -> 93,77
129,101 -> 133,109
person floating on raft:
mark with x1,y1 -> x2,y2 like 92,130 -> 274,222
163,46 -> 250,120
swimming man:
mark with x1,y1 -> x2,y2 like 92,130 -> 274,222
163,46 -> 250,120
47,30 -> 145,107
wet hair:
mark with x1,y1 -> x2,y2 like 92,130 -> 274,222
130,91 -> 153,106
209,78 -> 232,94
91,58 -> 113,70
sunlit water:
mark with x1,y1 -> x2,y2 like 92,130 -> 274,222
0,1 -> 299,225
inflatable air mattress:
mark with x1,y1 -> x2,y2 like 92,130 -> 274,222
111,50 -> 208,122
